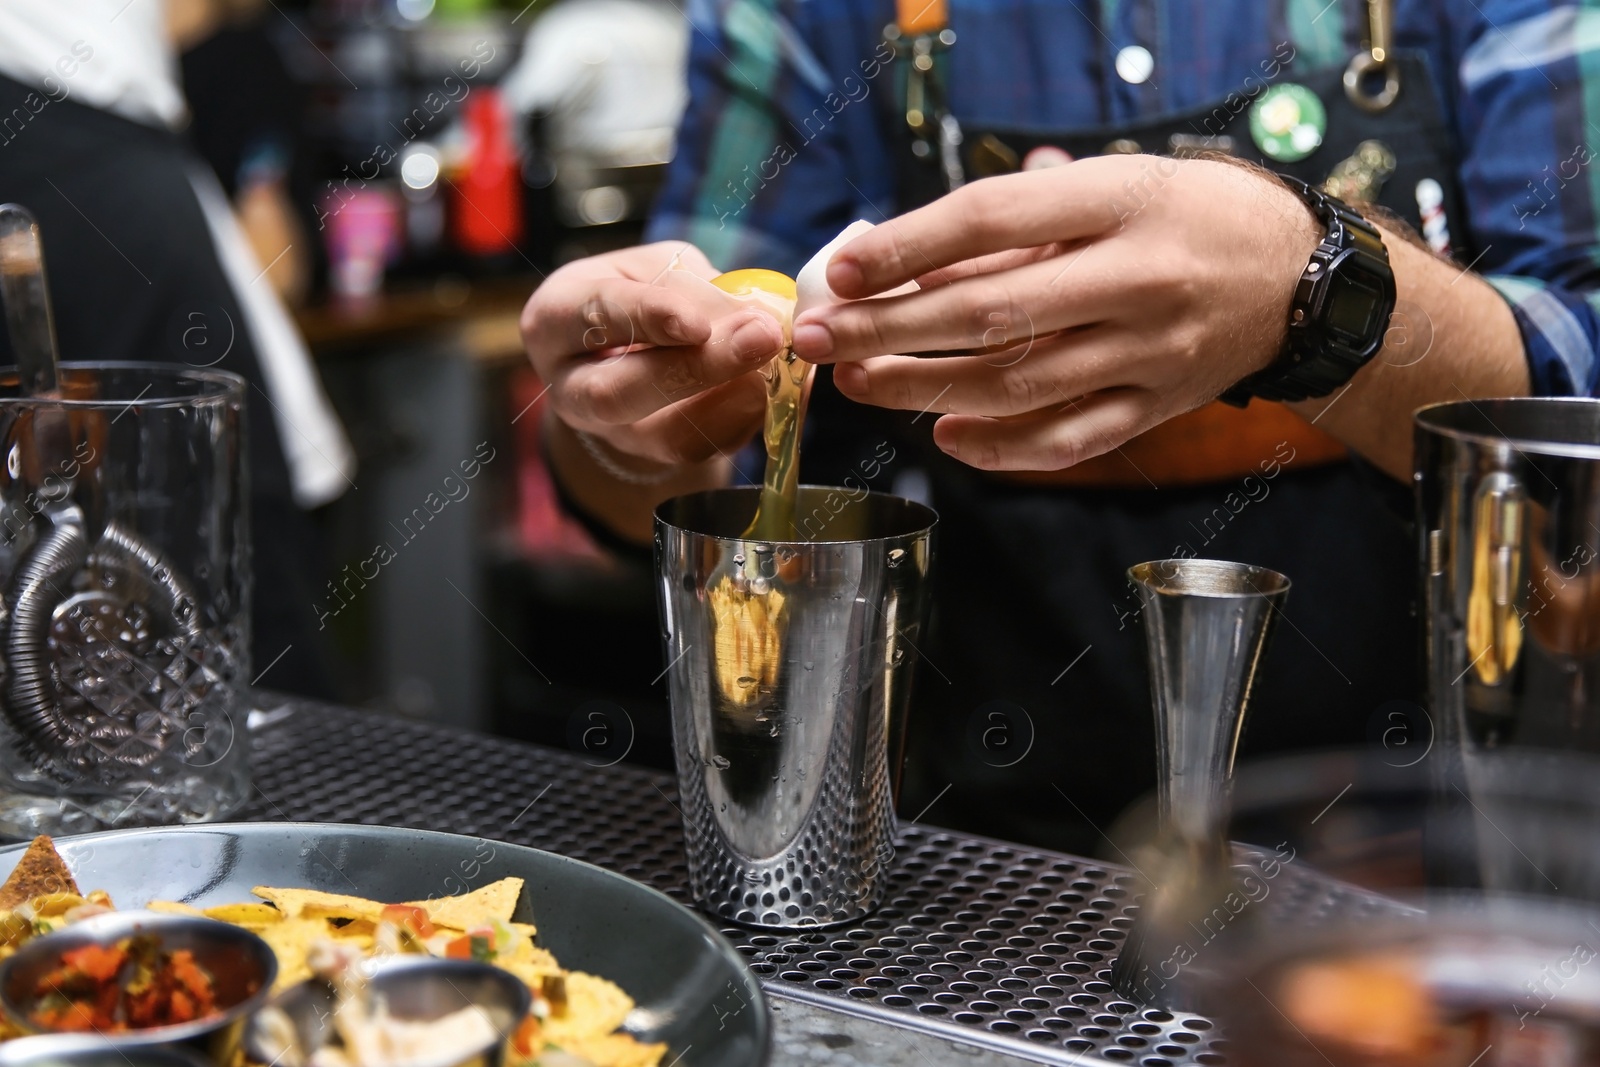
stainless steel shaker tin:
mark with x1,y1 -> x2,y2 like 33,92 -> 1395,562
655,486 -> 936,928
1417,398 -> 1600,898
1416,398 -> 1600,756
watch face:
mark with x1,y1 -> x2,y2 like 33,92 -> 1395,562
1326,272 -> 1382,342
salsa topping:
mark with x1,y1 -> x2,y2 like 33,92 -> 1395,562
27,934 -> 221,1033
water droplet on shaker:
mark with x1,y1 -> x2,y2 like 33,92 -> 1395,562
733,553 -> 746,565
710,754 -> 731,770
888,548 -> 906,567
891,648 -> 905,665
736,675 -> 756,689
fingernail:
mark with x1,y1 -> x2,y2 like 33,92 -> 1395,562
834,362 -> 866,393
827,256 -> 865,295
792,322 -> 834,359
732,316 -> 779,361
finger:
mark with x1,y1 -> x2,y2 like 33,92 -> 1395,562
560,240 -> 718,284
626,374 -> 767,465
931,387 -> 1159,471
911,245 -> 1064,290
796,246 -> 1141,363
833,329 -> 1133,419
625,241 -> 718,283
557,311 -> 783,425
524,275 -> 714,365
828,158 -> 1149,296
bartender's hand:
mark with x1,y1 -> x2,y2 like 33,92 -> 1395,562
522,242 -> 783,543
789,156 -> 1322,470
523,242 -> 781,469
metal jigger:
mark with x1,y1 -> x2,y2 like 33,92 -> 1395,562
1111,559 -> 1290,1008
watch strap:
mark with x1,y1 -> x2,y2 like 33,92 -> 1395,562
1220,177 -> 1395,407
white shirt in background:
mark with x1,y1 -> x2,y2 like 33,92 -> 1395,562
0,0 -> 187,130
0,0 -> 355,508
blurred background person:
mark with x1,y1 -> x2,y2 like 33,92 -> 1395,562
502,0 -> 687,248
173,0 -> 319,307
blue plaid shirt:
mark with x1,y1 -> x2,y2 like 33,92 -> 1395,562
645,0 -> 1600,399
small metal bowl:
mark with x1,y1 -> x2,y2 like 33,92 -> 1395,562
0,910 -> 277,1059
245,957 -> 532,1067
0,1034 -> 212,1067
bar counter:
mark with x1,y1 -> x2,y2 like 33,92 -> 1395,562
240,694 -> 1231,1067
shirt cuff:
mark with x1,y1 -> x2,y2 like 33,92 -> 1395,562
1485,274 -> 1600,397
541,418 -> 656,567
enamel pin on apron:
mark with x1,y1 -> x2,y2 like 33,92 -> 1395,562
1249,83 -> 1326,163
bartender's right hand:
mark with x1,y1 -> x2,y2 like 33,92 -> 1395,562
521,243 -> 781,470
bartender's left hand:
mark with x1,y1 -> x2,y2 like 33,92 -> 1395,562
789,156 -> 1322,470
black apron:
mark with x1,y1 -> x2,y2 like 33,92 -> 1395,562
808,40 -> 1462,856
0,74 -> 335,699
897,52 -> 1473,256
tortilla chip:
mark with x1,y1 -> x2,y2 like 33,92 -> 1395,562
251,886 -> 386,922
303,903 -> 386,925
147,900 -> 206,917
29,893 -> 86,917
501,946 -> 565,987
0,837 -> 78,909
552,1033 -> 667,1067
329,928 -> 374,952
402,877 -> 523,930
542,972 -> 635,1045
323,918 -> 376,946
204,902 -> 284,926
255,917 -> 329,991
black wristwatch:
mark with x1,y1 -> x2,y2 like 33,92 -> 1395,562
1219,177 -> 1396,407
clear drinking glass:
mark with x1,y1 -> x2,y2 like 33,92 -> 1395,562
0,363 -> 250,836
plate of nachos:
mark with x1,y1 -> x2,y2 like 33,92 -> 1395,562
0,825 -> 768,1067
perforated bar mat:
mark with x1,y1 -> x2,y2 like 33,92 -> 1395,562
244,699 -> 1242,1066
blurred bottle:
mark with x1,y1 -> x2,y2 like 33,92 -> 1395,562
449,87 -> 523,257
322,184 -> 403,303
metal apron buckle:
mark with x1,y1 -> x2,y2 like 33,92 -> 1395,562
885,6 -> 965,191
1344,0 -> 1401,112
